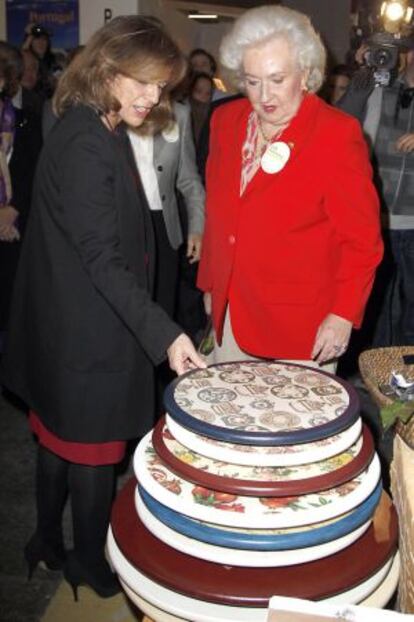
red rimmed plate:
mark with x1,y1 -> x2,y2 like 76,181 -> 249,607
110,478 -> 398,606
152,418 -> 374,497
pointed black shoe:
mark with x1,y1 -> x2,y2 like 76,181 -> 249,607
64,551 -> 120,601
24,532 -> 66,580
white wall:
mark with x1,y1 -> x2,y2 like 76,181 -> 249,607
79,0 -> 201,53
196,21 -> 231,64
137,0 -> 199,53
79,0 -> 138,44
284,0 -> 351,64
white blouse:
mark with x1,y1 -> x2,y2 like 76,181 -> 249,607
128,130 -> 163,211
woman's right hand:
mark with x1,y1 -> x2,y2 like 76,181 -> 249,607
203,292 -> 212,316
167,333 -> 207,376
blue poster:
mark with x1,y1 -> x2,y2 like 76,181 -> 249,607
6,0 -> 79,50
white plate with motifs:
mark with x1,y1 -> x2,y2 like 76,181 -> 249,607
164,362 -> 359,445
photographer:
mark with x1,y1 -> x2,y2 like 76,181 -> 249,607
337,41 -> 414,347
22,23 -> 56,98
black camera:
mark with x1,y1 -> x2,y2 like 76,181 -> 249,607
30,24 -> 50,38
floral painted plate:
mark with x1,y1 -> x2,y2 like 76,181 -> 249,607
138,483 -> 382,551
134,432 -> 381,529
166,414 -> 363,467
118,552 -> 400,622
135,487 -> 371,567
164,362 -> 360,445
109,479 -> 398,606
152,419 -> 374,497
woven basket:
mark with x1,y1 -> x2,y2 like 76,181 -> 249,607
359,346 -> 414,449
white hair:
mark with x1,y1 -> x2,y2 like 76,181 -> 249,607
220,5 -> 326,93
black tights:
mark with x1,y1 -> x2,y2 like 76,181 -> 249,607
36,445 -> 68,554
69,462 -> 114,568
36,445 -> 115,567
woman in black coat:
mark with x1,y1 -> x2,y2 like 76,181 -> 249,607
1,16 -> 204,599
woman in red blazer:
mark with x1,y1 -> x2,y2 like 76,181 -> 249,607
198,5 -> 383,366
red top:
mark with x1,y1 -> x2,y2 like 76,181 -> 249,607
29,411 -> 126,466
197,94 -> 383,359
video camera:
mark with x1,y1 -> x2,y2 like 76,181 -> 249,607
353,1 -> 414,86
365,31 -> 404,86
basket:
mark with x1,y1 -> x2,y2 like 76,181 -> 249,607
358,346 -> 414,449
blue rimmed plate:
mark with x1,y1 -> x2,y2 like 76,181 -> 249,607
164,361 -> 360,446
137,482 -> 382,551
135,487 -> 371,567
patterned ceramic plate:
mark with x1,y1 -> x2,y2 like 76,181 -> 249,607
118,552 -> 400,622
135,487 -> 371,567
134,432 -> 381,529
166,414 -> 363,467
138,483 -> 382,551
152,419 -> 374,497
164,362 -> 359,445
109,479 -> 398,605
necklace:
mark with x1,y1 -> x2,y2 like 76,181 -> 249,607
257,119 -> 287,144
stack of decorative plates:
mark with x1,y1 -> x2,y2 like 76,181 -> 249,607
108,361 -> 399,621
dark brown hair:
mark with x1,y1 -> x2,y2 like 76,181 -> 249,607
53,16 -> 186,133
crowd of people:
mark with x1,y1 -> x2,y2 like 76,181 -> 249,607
0,2 -> 411,602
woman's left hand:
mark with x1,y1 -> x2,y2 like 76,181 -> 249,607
311,313 -> 352,364
187,233 -> 202,263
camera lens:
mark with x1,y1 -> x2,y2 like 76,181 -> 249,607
372,47 -> 392,67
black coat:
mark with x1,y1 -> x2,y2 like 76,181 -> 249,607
1,104 -> 181,442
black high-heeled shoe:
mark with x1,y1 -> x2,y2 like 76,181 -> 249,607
64,551 -> 120,601
24,533 -> 66,580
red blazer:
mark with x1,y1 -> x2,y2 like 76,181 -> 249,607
197,94 -> 383,359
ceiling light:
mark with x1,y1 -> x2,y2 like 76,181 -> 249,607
188,14 -> 218,20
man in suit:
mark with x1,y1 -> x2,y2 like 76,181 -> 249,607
128,99 -> 205,408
